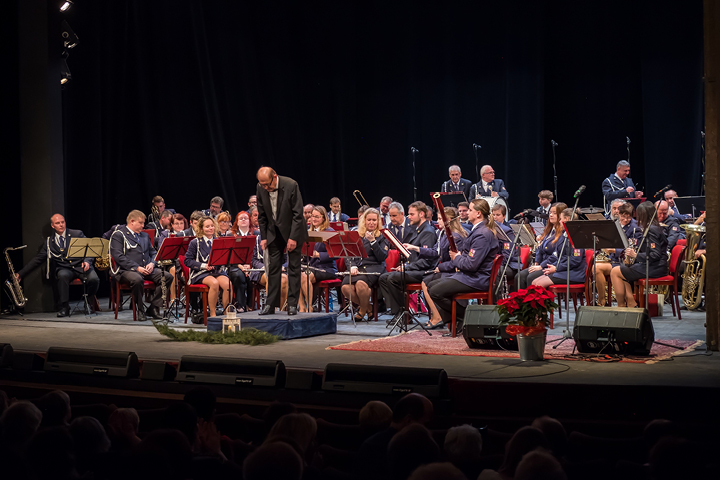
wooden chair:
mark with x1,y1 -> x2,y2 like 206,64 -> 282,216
547,250 -> 594,319
449,254 -> 503,338
180,260 -> 210,326
637,245 -> 685,319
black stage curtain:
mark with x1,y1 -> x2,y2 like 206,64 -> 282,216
54,0 -> 702,236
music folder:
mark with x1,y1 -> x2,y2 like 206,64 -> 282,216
208,236 -> 256,267
325,230 -> 366,259
154,236 -> 192,263
381,228 -> 411,259
563,220 -> 628,250
433,191 -> 468,208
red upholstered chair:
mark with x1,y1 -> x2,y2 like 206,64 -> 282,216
110,257 -> 155,321
547,250 -> 594,319
520,246 -> 532,270
676,239 -> 687,247
449,254 -> 503,338
637,245 -> 685,319
142,229 -> 156,248
404,283 -> 425,317
316,258 -> 344,313
180,260 -> 210,326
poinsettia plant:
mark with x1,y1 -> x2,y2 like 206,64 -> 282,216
495,285 -> 558,336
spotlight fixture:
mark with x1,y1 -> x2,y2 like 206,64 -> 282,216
61,52 -> 72,85
60,1 -> 73,12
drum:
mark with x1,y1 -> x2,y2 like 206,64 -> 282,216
480,196 -> 509,222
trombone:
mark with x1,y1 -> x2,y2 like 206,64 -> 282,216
353,190 -> 369,207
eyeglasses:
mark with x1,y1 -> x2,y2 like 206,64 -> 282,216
483,171 -> 495,175
311,215 -> 324,219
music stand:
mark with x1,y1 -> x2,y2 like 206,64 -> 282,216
435,191 -> 468,208
302,231 -> 338,312
381,228 -> 431,337
154,236 -> 193,321
626,197 -> 646,212
328,221 -> 348,231
208,236 -> 257,314
66,238 -> 107,316
674,196 -> 705,218
510,224 -> 538,251
325,231 -> 366,326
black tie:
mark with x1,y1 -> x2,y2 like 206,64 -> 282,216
58,236 -> 65,249
134,233 -> 140,243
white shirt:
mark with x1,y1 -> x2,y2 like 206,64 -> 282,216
269,190 -> 278,220
55,231 -> 67,248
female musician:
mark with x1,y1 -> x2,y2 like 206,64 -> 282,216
232,211 -> 254,237
404,207 -> 467,329
610,201 -> 668,308
516,202 -> 567,290
184,216 -> 231,314
253,235 -> 289,310
341,208 -> 389,321
228,211 -> 255,312
155,213 -> 190,302
532,208 -> 587,288
298,206 -> 338,312
216,212 -> 233,237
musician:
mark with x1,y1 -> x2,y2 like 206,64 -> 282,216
515,203 -> 568,290
535,190 -> 553,225
147,210 -> 173,247
147,195 -> 176,224
404,207 -> 467,329
248,206 -> 260,231
298,206 -> 338,312
492,204 -> 521,284
248,195 -> 257,208
655,200 -> 685,250
303,204 -> 315,224
602,160 -> 643,213
441,165 -> 472,198
17,214 -> 100,317
184,216 -> 231,315
182,211 -> 203,237
457,202 -> 470,225
388,202 -> 416,244
228,211 -> 256,311
605,199 -> 626,220
328,197 -> 349,223
256,167 -> 307,316
156,214 -> 190,304
378,196 -> 393,227
664,190 -> 692,220
341,208 -> 389,321
610,202 -> 668,308
427,198 -> 500,332
202,196 -> 224,219
531,208 -> 587,288
379,202 -> 438,322
110,210 -> 173,320
592,202 -> 642,306
216,212 -> 232,237
469,165 -> 509,201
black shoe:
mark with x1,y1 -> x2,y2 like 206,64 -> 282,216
258,305 -> 275,315
146,307 -> 163,320
428,321 -> 445,330
136,309 -> 148,321
57,307 -> 70,318
288,306 -> 298,316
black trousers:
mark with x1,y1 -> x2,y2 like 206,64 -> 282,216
228,268 -> 250,309
427,278 -> 480,326
379,270 -> 426,315
118,268 -> 173,311
266,233 -> 301,308
56,268 -> 100,306
516,268 -> 544,290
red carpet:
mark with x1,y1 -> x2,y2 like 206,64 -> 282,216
327,331 -> 703,364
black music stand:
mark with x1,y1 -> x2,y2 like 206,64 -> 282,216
325,231 -> 366,327
674,196 -> 705,218
381,228 -> 431,337
435,191 -> 468,208
208,236 -> 256,314
302,231 -> 338,312
154,236 -> 193,321
626,197 -> 647,212
66,238 -> 106,316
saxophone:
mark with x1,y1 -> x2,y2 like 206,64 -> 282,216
681,224 -> 706,310
4,246 -> 28,308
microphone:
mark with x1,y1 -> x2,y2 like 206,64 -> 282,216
654,184 -> 672,197
551,140 -> 558,147
411,147 -> 419,153
473,143 -> 481,149
626,136 -> 631,145
574,185 -> 586,198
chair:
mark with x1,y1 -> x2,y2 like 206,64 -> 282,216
637,245 -> 685,319
142,229 -> 156,248
369,249 -> 400,320
547,250 -> 594,319
180,260 -> 210,325
520,246 -> 532,270
676,239 -> 687,246
449,254 -> 503,338
111,257 -> 156,321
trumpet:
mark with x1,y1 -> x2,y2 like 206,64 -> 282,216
353,190 -> 369,207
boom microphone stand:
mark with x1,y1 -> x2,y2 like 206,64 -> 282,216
473,143 -> 481,183
551,140 -> 558,202
701,131 -> 706,196
411,147 -> 419,202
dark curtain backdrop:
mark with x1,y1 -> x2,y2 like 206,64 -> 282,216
55,0 -> 703,236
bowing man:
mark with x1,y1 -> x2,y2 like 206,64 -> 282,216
185,216 -> 231,315
531,208 -> 587,288
379,201 -> 438,321
110,210 -> 173,320
441,165 -> 473,198
299,206 -> 338,312
427,198 -> 500,331
469,165 -> 509,201
602,160 -> 643,214
17,214 -> 100,317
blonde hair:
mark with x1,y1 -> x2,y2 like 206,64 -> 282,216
444,207 -> 467,238
194,216 -> 218,238
470,198 -> 497,237
126,209 -> 146,223
311,206 -> 330,231
358,208 -> 382,238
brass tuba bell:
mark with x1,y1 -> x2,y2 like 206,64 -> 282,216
680,224 -> 706,310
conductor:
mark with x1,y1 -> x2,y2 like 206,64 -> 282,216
256,167 -> 308,315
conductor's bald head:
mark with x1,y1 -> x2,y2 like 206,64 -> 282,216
257,167 -> 278,192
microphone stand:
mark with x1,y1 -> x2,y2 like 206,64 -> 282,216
551,140 -> 558,202
473,144 -> 481,183
626,136 -> 631,162
701,131 -> 705,196
411,147 -> 418,202
494,221 -> 525,300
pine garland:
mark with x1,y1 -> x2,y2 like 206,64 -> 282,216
152,322 -> 281,345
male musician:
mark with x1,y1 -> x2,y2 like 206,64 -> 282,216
535,190 -> 553,225
248,195 -> 257,208
457,202 -> 470,224
379,202 -> 438,320
387,202 -> 416,244
441,165 -> 472,198
378,196 -> 393,227
492,205 -> 520,283
110,210 -> 173,320
182,211 -> 203,237
469,165 -> 509,201
303,204 -> 315,224
664,190 -> 691,220
655,200 -> 685,250
147,196 -> 176,224
256,167 -> 307,316
605,199 -> 626,220
602,160 -> 643,213
17,214 -> 100,317
328,197 -> 349,223
146,210 -> 173,246
202,197 -> 224,219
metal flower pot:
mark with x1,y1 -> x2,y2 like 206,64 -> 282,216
517,330 -> 547,361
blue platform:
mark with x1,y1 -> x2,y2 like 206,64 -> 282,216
207,312 -> 337,340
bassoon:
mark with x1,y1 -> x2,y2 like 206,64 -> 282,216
431,193 -> 458,253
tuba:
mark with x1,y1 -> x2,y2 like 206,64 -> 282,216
681,224 -> 706,310
4,246 -> 28,309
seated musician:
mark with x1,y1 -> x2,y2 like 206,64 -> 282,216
156,213 -> 192,303
388,202 -> 416,244
469,165 -> 509,201
351,205 -> 370,231
457,202 -> 471,227
110,210 -> 173,320
248,195 -> 257,208
379,201 -> 438,323
16,214 -> 100,317
610,202 -> 668,308
202,196 -> 224,219
184,216 -> 231,315
147,210 -> 173,245
516,203 -> 568,290
535,190 -> 553,225
248,206 -> 260,231
328,197 -> 350,223
147,195 -> 176,225
531,208 -> 587,288
426,198 -> 500,333
182,211 -> 203,237
298,206 -> 338,312
378,196 -> 393,227
655,200 -> 685,250
605,198 -> 626,220
303,204 -> 315,224
216,211 -> 233,237
492,204 -> 521,285
594,202 -> 642,306
664,189 -> 692,220
228,211 -> 256,312
341,208 -> 389,321
404,207 -> 467,329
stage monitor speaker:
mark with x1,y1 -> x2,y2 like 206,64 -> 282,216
573,306 -> 654,355
463,305 -> 518,350
141,361 -> 177,381
44,347 -> 140,378
177,356 -> 285,387
0,343 -> 13,368
322,364 -> 448,397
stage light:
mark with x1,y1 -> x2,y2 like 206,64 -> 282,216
60,1 -> 73,12
61,53 -> 71,84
